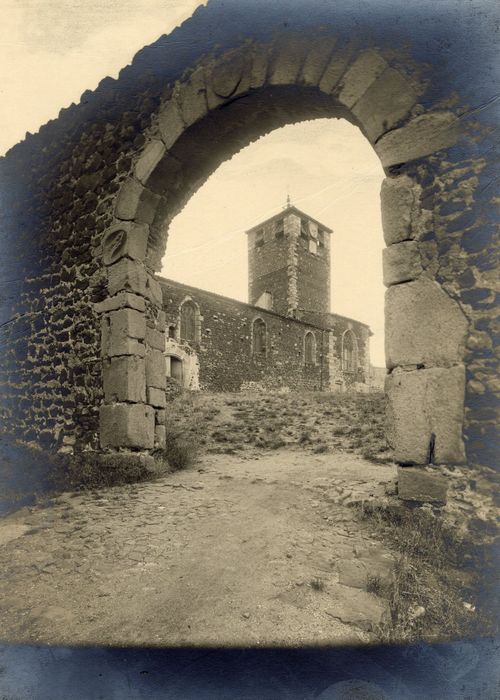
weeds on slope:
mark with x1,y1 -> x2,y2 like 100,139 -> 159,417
356,501 -> 494,643
166,390 -> 391,461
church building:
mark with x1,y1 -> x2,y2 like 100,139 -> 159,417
159,204 -> 372,394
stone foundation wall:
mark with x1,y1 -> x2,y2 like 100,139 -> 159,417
0,80 -> 167,452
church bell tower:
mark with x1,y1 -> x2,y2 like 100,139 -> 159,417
246,203 -> 332,323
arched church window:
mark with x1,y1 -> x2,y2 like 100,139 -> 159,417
180,300 -> 198,342
252,318 -> 267,355
342,330 -> 358,372
304,332 -> 316,365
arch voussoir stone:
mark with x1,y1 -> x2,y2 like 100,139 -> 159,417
351,67 -> 422,142
268,35 -> 311,86
114,178 -> 145,221
337,49 -> 389,109
158,99 -> 185,149
134,140 -> 166,185
249,42 -> 270,89
205,50 -> 252,109
299,36 -> 338,87
176,66 -> 209,128
318,40 -> 358,94
375,111 -> 463,167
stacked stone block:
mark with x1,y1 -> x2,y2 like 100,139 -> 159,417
97,221 -> 166,450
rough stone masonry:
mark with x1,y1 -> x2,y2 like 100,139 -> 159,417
159,203 -> 372,396
0,0 -> 497,502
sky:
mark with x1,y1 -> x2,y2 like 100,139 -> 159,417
0,0 -> 386,366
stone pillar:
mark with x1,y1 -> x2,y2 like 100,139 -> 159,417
96,222 -> 166,451
381,175 -> 468,502
325,331 -> 341,391
285,213 -> 300,316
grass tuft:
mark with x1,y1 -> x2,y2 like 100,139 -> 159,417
152,427 -> 198,472
310,577 -> 325,592
51,452 -> 165,491
357,501 -> 495,642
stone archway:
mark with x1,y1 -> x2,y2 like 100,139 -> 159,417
0,2 -> 496,495
98,36 -> 471,474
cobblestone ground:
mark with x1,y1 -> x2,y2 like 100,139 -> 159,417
0,449 -> 396,646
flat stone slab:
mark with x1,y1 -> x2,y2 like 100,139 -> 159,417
337,554 -> 395,592
0,523 -> 30,547
398,466 -> 448,504
337,559 -> 369,589
327,585 -> 390,632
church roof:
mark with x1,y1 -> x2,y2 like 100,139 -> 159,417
158,276 -> 371,332
245,204 -> 333,235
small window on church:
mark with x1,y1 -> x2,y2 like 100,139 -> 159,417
274,219 -> 284,239
256,291 -> 273,310
255,229 -> 264,248
308,239 -> 318,254
300,220 -> 308,240
168,324 -> 176,339
180,300 -> 198,342
342,330 -> 358,372
252,318 -> 267,355
304,332 -> 316,365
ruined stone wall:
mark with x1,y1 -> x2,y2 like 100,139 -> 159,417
0,73 -> 169,452
161,279 -> 329,392
383,158 -> 499,468
0,0 -> 497,480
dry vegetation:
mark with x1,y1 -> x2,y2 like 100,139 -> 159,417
49,427 -> 199,492
37,390 -> 387,495
356,501 -> 497,643
165,390 -> 389,462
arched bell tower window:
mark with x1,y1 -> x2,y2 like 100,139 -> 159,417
252,317 -> 267,356
304,331 -> 316,365
342,329 -> 358,372
179,299 -> 199,342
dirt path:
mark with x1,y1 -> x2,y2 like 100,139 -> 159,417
0,448 -> 396,647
